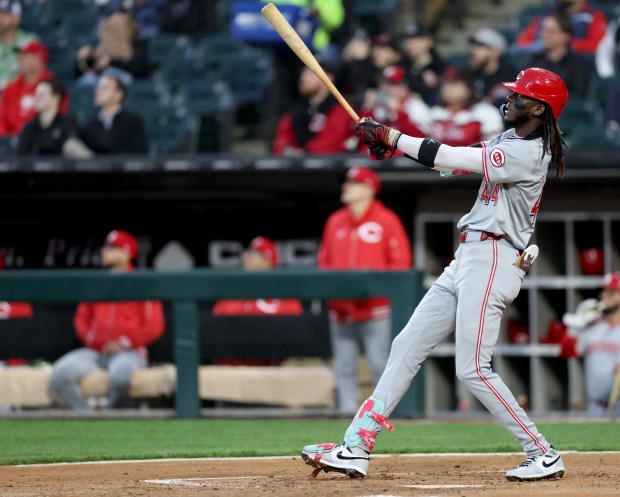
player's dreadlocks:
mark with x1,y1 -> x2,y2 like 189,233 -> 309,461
541,104 -> 567,178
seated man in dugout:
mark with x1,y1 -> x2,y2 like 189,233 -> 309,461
50,229 -> 165,410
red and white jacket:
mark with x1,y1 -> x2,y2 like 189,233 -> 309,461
429,101 -> 504,147
319,200 -> 413,323
212,299 -> 302,316
74,300 -> 165,353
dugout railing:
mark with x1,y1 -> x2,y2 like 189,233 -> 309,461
0,269 -> 425,419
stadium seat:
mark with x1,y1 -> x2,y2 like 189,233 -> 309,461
216,52 -> 274,106
68,84 -> 97,125
155,54 -> 205,92
352,0 -> 397,16
124,79 -> 171,108
510,5 -> 547,33
195,33 -> 253,76
140,104 -> 196,154
174,80 -> 236,153
0,136 -> 16,156
147,34 -> 192,67
444,52 -> 469,71
563,124 -> 618,148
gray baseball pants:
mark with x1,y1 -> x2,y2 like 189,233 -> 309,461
330,318 -> 391,415
373,239 -> 552,456
50,348 -> 146,409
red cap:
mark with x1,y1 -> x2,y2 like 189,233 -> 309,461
16,40 -> 49,64
603,272 -> 620,292
502,67 -> 568,119
105,229 -> 139,260
346,166 -> 381,193
383,65 -> 406,84
249,236 -> 278,266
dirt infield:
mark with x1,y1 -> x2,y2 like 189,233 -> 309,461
1,453 -> 619,497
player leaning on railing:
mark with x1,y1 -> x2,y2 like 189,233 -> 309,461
301,68 -> 570,482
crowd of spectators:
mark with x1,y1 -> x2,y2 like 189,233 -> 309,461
0,0 -> 619,156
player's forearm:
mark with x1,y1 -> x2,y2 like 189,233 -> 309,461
396,135 -> 484,174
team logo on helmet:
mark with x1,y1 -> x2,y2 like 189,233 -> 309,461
490,147 -> 506,168
516,70 -> 524,80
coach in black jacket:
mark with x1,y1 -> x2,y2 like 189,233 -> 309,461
79,70 -> 149,154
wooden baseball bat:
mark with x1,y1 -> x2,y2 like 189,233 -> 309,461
261,3 -> 360,122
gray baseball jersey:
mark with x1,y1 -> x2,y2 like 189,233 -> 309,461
369,129 -> 555,457
457,129 -> 551,251
577,320 -> 620,408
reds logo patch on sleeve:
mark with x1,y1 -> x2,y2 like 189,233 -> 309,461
490,147 -> 506,168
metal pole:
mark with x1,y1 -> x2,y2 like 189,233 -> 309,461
173,300 -> 200,419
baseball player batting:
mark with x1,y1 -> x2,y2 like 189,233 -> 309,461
301,68 -> 569,482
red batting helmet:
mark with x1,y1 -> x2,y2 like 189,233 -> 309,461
502,68 -> 568,119
603,272 -> 620,292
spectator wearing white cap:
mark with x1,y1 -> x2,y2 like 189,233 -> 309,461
467,27 -> 518,109
0,0 -> 38,91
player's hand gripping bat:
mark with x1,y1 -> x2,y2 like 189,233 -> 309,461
261,3 -> 359,122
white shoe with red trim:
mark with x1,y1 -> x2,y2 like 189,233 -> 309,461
505,448 -> 565,481
301,442 -> 370,478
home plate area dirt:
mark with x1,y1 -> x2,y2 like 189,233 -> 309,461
1,453 -> 620,497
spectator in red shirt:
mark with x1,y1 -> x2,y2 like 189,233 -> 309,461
50,229 -> 165,410
0,40 -> 68,136
272,55 -> 357,156
513,0 -> 607,54
213,236 -> 302,317
319,166 -> 412,414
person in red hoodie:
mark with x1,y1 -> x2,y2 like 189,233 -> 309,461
50,229 -> 165,410
513,0 -> 607,54
0,40 -> 68,136
272,55 -> 357,156
319,166 -> 412,414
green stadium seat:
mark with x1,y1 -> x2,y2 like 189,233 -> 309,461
156,54 -> 205,92
444,52 -> 469,71
352,0 -> 397,16
147,34 -> 192,67
141,104 -> 196,154
216,52 -> 274,106
563,124 -> 619,148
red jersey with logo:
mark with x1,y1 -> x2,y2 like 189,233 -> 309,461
319,200 -> 413,323
0,68 -> 69,136
74,300 -> 165,352
212,299 -> 303,316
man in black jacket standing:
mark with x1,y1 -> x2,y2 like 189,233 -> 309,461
79,69 -> 149,154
